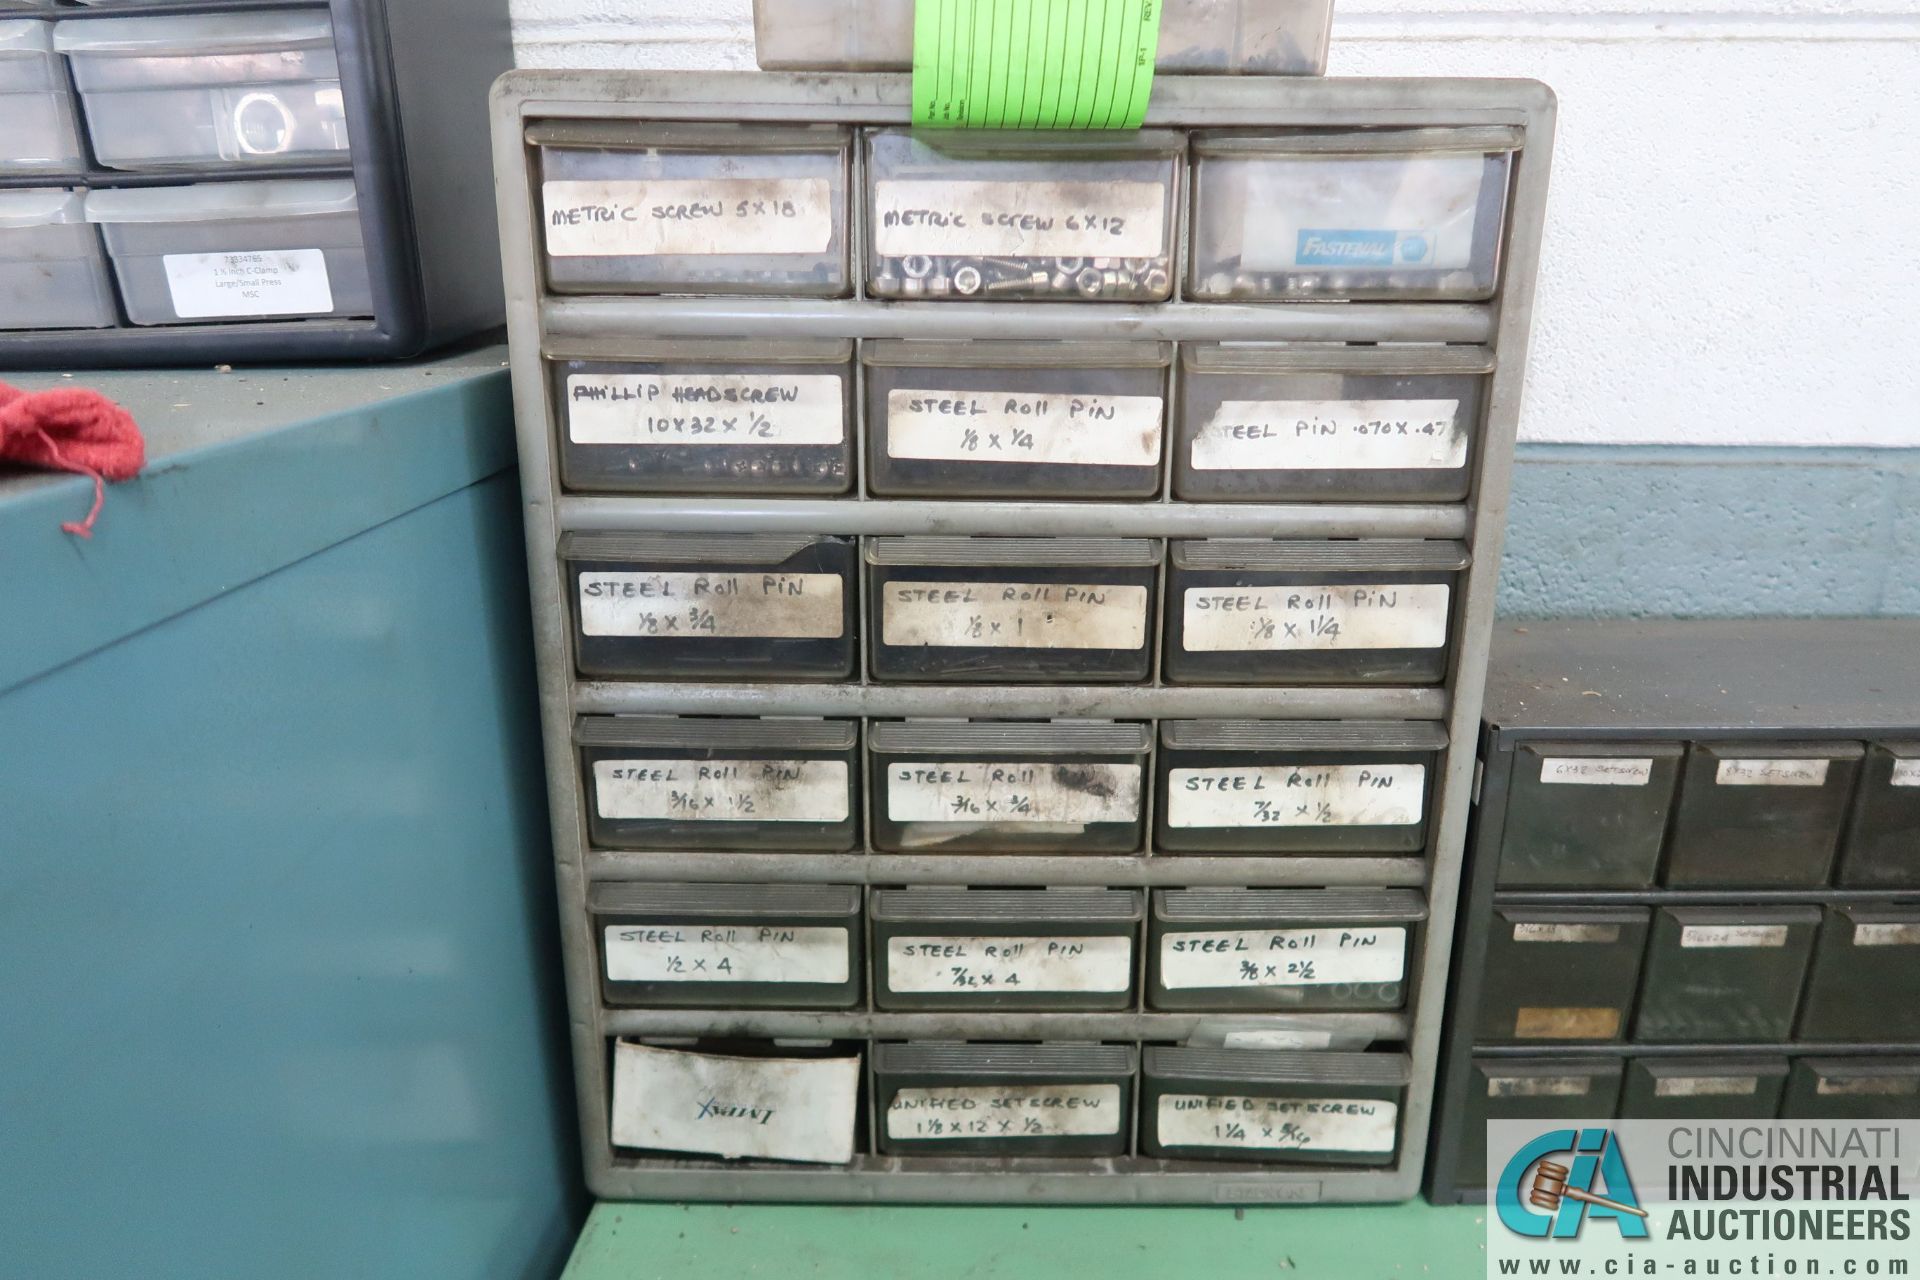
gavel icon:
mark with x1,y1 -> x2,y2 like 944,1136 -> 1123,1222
1528,1160 -> 1649,1218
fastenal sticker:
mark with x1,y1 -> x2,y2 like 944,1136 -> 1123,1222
886,761 -> 1142,825
163,249 -> 332,318
1189,399 -> 1465,472
884,389 -> 1163,467
577,572 -> 844,639
885,934 -> 1132,994
1157,1094 -> 1398,1153
1159,926 -> 1407,989
882,582 -> 1148,650
1715,757 -> 1831,786
565,373 -> 845,446
1165,763 -> 1424,829
872,179 -> 1166,258
592,758 -> 849,823
543,178 -> 834,257
1539,757 -> 1655,786
886,1085 -> 1123,1140
610,1041 -> 858,1163
603,924 -> 849,985
1181,584 -> 1450,652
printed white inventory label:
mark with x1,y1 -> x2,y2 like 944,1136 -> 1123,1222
1854,923 -> 1920,947
592,758 -> 848,823
1655,1076 -> 1758,1098
543,178 -> 834,257
1512,922 -> 1620,944
610,1041 -> 859,1163
577,572 -> 844,639
1890,759 -> 1920,787
565,373 -> 845,446
1488,1076 -> 1590,1099
163,249 -> 332,318
1160,927 -> 1408,989
882,582 -> 1147,650
1166,763 -> 1424,829
886,1085 -> 1123,1140
885,389 -> 1162,467
1156,1094 -> 1398,1154
603,924 -> 849,985
885,934 -> 1132,994
1181,585 -> 1450,652
872,179 -> 1167,258
888,761 -> 1141,825
1715,758 -> 1831,786
1539,757 -> 1654,786
1189,399 -> 1465,472
1679,925 -> 1789,949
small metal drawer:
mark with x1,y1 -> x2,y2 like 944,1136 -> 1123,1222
609,1038 -> 864,1163
1631,906 -> 1820,1044
576,716 -> 860,851
1797,905 -> 1920,1043
549,337 -> 854,496
862,339 -> 1170,499
1154,719 -> 1446,854
1835,742 -> 1920,888
1164,539 -> 1468,686
1148,888 -> 1426,1012
1455,1058 -> 1624,1190
1173,343 -> 1492,503
873,1042 -> 1136,1157
1496,742 -> 1684,888
1475,907 -> 1650,1044
1664,742 -> 1865,887
867,537 -> 1161,684
1781,1057 -> 1920,1121
1140,1048 -> 1410,1165
864,128 -> 1182,303
869,887 -> 1142,1011
564,532 -> 857,681
1188,128 -> 1517,302
1620,1058 -> 1789,1122
867,720 -> 1149,854
535,121 -> 852,297
590,882 -> 863,1008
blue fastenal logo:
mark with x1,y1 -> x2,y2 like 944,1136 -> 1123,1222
1397,234 -> 1431,264
1296,229 -> 1397,266
1496,1127 -> 1650,1240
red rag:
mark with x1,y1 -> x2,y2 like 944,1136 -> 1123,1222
0,381 -> 145,537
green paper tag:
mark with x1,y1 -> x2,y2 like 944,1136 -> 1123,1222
912,0 -> 1162,130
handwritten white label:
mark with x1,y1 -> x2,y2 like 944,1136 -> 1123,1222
543,178 -> 833,257
1679,925 -> 1788,949
565,373 -> 845,446
1654,1075 -> 1758,1098
885,934 -> 1132,994
577,572 -> 844,639
1156,1094 -> 1398,1153
1223,1030 -> 1335,1050
872,179 -> 1166,259
1889,759 -> 1920,787
882,581 -> 1148,650
886,1084 -> 1123,1139
885,388 -> 1162,467
610,1042 -> 859,1163
1512,923 -> 1620,944
1166,763 -> 1424,829
603,924 -> 849,984
1819,1075 -> 1920,1097
1854,923 -> 1920,947
887,761 -> 1141,824
1715,758 -> 1831,787
592,758 -> 849,823
1159,927 -> 1408,989
1539,757 -> 1654,786
1181,584 -> 1450,653
1190,399 -> 1465,472
1488,1076 -> 1590,1098
163,249 -> 332,318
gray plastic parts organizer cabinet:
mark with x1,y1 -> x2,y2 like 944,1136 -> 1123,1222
492,71 -> 1555,1204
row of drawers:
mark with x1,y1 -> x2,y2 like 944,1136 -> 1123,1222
552,340 -> 1492,501
593,884 -> 1426,1013
576,716 -> 1445,855
610,1039 -> 1411,1165
1496,740 -> 1920,889
564,536 -> 1468,686
537,125 -> 1516,303
1477,903 -> 1920,1046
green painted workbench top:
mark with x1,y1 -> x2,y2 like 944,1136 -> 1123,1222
562,1201 -> 1487,1278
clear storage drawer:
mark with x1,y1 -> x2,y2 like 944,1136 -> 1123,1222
0,20 -> 85,172
0,189 -> 117,330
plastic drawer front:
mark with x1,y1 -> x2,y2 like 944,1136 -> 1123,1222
0,19 -> 86,172
1781,1058 -> 1920,1121
1835,742 -> 1920,888
1663,742 -> 1863,887
1796,906 -> 1920,1043
1455,1059 -> 1623,1193
0,189 -> 116,330
1495,742 -> 1683,888
874,1042 -> 1135,1157
869,888 -> 1142,1012
1140,1048 -> 1410,1166
1474,907 -> 1649,1044
1619,1058 -> 1789,1121
1631,906 -> 1819,1044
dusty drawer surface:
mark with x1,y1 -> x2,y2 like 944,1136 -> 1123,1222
873,1042 -> 1136,1157
591,882 -> 863,1009
1781,1057 -> 1920,1121
0,188 -> 116,330
1149,887 -> 1426,1012
1631,906 -> 1821,1044
869,887 -> 1142,1011
0,20 -> 86,173
562,532 -> 857,682
1188,128 -> 1517,302
1164,539 -> 1468,686
1836,741 -> 1920,888
1620,1057 -> 1790,1121
534,121 -> 852,297
1454,1058 -> 1624,1188
1664,741 -> 1863,888
1797,905 -> 1920,1043
1140,1048 -> 1411,1165
549,337 -> 855,496
862,339 -> 1170,499
576,715 -> 861,852
867,719 -> 1150,854
1496,742 -> 1685,889
1475,907 -> 1651,1044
